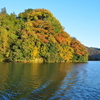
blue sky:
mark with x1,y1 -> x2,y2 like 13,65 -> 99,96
0,0 -> 100,48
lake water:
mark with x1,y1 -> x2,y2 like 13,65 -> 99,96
0,61 -> 100,100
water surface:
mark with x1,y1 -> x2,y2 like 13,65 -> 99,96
0,61 -> 100,100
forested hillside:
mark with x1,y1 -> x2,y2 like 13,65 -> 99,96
87,47 -> 100,60
0,8 -> 88,62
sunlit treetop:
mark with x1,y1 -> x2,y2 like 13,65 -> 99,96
19,8 -> 53,21
19,8 -> 62,34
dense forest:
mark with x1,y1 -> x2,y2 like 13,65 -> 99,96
0,7 -> 88,62
87,47 -> 100,61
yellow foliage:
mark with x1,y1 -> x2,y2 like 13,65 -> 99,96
0,27 -> 9,54
49,34 -> 57,43
59,46 -> 73,62
32,47 -> 39,58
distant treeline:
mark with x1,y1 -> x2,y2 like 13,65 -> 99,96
0,7 -> 88,62
87,47 -> 100,61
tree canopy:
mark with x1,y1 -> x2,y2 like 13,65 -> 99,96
0,8 -> 88,62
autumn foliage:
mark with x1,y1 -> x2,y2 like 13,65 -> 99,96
0,8 -> 88,62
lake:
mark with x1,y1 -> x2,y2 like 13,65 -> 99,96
0,61 -> 100,100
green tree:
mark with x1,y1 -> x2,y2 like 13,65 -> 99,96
0,7 -> 7,14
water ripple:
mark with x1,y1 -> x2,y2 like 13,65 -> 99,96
0,62 -> 100,100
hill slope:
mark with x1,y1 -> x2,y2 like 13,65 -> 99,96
87,47 -> 100,60
0,8 -> 88,62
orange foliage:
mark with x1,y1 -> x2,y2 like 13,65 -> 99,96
71,38 -> 87,56
37,34 -> 49,43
